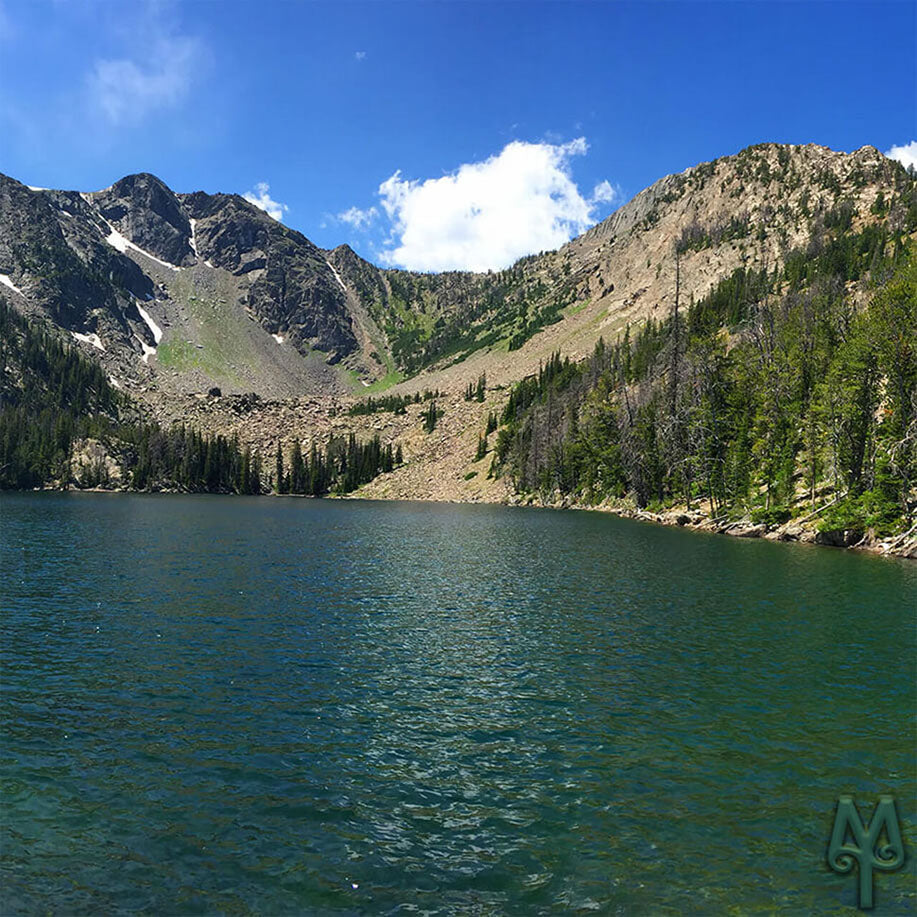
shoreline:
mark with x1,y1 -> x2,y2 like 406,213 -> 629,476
5,485 -> 916,560
498,491 -> 917,560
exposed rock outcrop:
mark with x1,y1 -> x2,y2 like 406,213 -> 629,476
92,173 -> 194,267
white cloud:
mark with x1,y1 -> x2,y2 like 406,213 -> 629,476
243,181 -> 289,222
355,51 -> 367,61
591,179 -> 618,204
88,34 -> 201,125
371,137 -> 615,272
561,136 -> 589,156
885,140 -> 917,171
338,205 -> 378,229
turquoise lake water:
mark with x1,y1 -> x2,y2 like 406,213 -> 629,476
1,493 -> 915,914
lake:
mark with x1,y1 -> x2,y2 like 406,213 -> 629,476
1,493 -> 915,914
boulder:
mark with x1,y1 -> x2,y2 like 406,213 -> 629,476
774,522 -> 806,542
815,528 -> 863,548
724,522 -> 767,538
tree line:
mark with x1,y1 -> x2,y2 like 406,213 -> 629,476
347,389 -> 440,416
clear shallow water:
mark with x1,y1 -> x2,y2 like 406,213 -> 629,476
1,493 -> 915,915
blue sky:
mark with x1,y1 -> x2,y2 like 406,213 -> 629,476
0,0 -> 914,271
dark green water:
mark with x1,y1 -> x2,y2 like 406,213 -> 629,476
1,493 -> 915,915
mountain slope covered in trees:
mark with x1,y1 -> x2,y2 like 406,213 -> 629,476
493,218 -> 916,548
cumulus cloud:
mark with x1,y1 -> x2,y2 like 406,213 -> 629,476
244,182 -> 289,222
355,51 -> 367,61
885,140 -> 917,171
370,138 -> 615,272
338,205 -> 378,229
88,34 -> 202,124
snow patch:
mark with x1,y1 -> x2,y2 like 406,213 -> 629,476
103,223 -> 180,271
136,336 -> 156,364
0,274 -> 23,295
71,331 -> 105,351
108,375 -> 122,389
104,229 -> 129,253
27,185 -> 47,192
189,218 -> 199,257
136,302 -> 163,344
272,333 -> 285,344
360,379 -> 371,387
325,259 -> 347,293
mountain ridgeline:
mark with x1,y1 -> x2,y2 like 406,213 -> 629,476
1,144 -> 910,393
0,169 -> 589,390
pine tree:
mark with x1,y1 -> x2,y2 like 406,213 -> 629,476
423,401 -> 439,433
290,441 -> 306,494
275,442 -> 285,493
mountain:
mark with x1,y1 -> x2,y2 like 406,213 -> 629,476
0,171 -> 371,400
1,143 -> 915,552
1,144 -> 907,394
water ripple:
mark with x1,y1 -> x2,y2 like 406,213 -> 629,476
1,494 -> 915,914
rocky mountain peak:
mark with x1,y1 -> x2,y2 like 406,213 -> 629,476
91,172 -> 193,267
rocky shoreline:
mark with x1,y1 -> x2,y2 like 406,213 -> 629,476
504,494 -> 917,559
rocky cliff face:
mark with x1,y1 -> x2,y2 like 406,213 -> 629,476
0,175 -> 153,348
180,192 -> 358,362
562,142 -> 908,326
